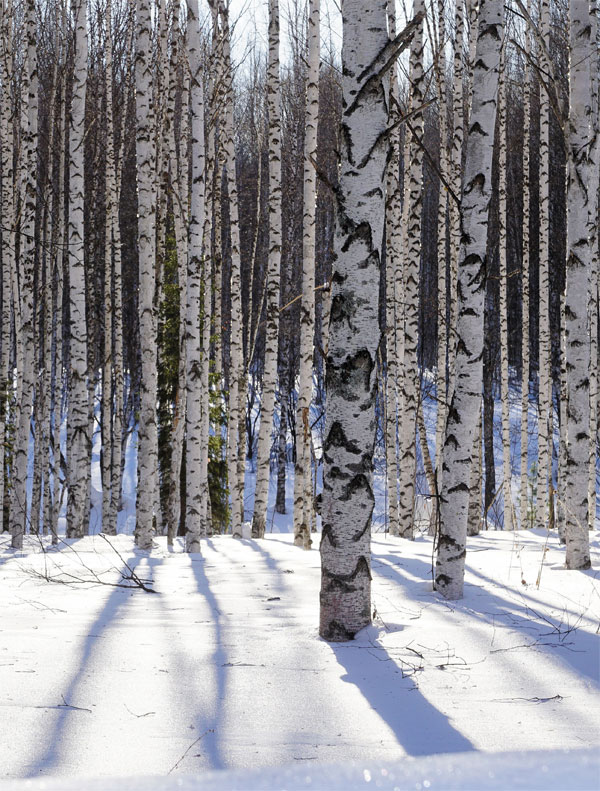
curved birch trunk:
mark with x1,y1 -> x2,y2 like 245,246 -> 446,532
435,0 -> 503,600
320,3 -> 422,640
564,0 -> 596,569
135,0 -> 159,550
252,0 -> 282,540
293,0 -> 319,548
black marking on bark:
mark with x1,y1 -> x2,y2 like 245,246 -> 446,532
448,482 -> 470,494
323,555 -> 371,587
321,524 -> 338,548
481,23 -> 501,40
325,421 -> 361,455
321,619 -> 356,641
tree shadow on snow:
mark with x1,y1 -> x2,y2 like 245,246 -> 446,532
27,555 -> 159,776
330,639 -> 475,756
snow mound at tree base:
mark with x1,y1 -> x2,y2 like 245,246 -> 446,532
0,750 -> 597,791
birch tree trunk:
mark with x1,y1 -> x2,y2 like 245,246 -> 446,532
293,0 -> 319,548
185,0 -> 207,551
135,0 -> 159,550
384,0 -> 401,539
520,19 -> 531,527
398,0 -> 426,541
220,0 -> 244,538
252,0 -> 282,540
564,0 -> 596,569
320,4 -> 422,640
435,0 -> 503,600
498,49 -> 515,531
535,0 -> 552,532
11,0 -> 37,548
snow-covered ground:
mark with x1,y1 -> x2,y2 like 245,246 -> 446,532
0,527 -> 598,787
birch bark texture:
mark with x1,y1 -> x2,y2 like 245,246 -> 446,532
564,0 -> 596,570
252,0 -> 282,540
293,0 -> 319,549
135,0 -> 159,550
435,0 -> 503,600
185,0 -> 207,551
319,2 -> 421,640
66,0 -> 90,539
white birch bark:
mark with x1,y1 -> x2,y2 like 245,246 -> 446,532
535,0 -> 552,532
435,0 -> 503,599
564,0 -> 596,569
587,0 -> 599,532
135,0 -> 159,549
11,0 -> 37,548
220,0 -> 244,538
498,49 -> 515,531
320,4 -> 422,640
398,0 -> 426,541
384,0 -> 401,539
0,0 -> 14,536
520,18 -> 531,526
185,0 -> 207,551
293,0 -> 319,548
252,0 -> 282,540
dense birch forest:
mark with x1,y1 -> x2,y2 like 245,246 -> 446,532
0,0 -> 598,639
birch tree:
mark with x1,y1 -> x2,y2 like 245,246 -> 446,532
320,3 -> 422,640
185,0 -> 207,551
435,0 -> 504,600
564,0 -> 596,570
135,0 -> 159,550
293,0 -> 319,549
252,0 -> 282,540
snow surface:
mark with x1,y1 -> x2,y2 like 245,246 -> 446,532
0,527 -> 598,787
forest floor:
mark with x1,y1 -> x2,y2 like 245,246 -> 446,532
0,526 -> 598,789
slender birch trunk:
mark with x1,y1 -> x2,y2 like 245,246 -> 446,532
435,0 -> 503,599
135,0 -> 159,550
11,0 -> 37,548
498,49 -> 515,531
536,0 -> 552,532
252,0 -> 282,540
520,20 -> 531,527
564,0 -> 596,569
384,0 -> 401,539
185,0 -> 207,551
0,1 -> 14,535
398,0 -> 426,541
320,5 -> 422,640
293,0 -> 319,548
219,0 -> 244,538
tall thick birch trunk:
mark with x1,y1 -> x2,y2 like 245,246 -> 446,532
135,0 -> 159,550
185,0 -> 207,551
498,50 -> 515,531
398,0 -> 426,541
536,0 -> 552,532
435,0 -> 503,600
320,4 -> 422,640
11,0 -> 37,547
293,0 -> 319,548
520,20 -> 531,527
587,0 -> 599,531
252,0 -> 282,540
564,0 -> 596,569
